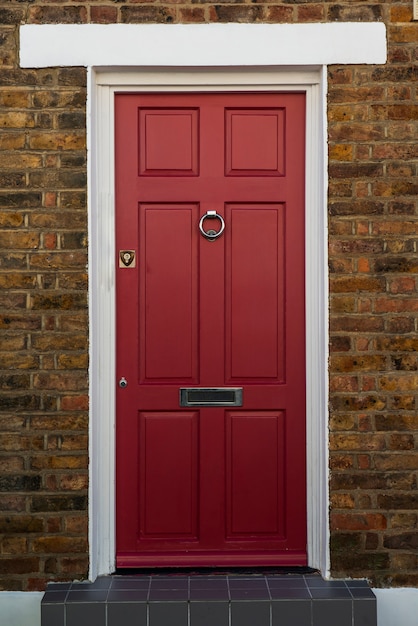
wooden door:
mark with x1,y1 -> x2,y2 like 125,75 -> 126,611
115,92 -> 306,567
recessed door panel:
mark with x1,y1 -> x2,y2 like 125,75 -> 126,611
225,204 -> 285,382
139,412 -> 198,538
225,108 -> 285,176
226,411 -> 285,537
116,92 -> 306,567
139,108 -> 199,175
139,203 -> 199,382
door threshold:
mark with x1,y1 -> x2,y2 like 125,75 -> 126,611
114,566 -> 318,577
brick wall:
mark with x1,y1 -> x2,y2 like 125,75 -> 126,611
328,38 -> 418,585
0,0 -> 417,591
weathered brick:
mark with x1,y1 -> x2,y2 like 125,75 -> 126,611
29,133 -> 85,151
0,558 -> 40,575
375,456 -> 418,471
331,513 -> 387,531
330,276 -> 385,294
121,5 -> 177,23
90,6 -> 119,23
331,395 -> 386,412
328,4 -> 383,21
28,6 -> 87,24
30,455 -> 87,470
1,537 -> 27,555
0,516 -> 43,534
331,355 -> 386,373
31,537 -> 87,554
31,495 -> 87,513
330,433 -> 386,451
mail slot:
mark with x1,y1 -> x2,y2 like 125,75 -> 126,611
179,388 -> 243,407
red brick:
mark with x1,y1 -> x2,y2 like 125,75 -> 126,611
331,513 -> 387,531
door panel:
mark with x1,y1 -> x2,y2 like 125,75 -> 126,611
115,92 -> 306,567
139,412 -> 199,538
226,411 -> 285,537
226,204 -> 284,381
139,203 -> 199,382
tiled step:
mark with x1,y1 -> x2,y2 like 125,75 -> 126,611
41,573 -> 376,626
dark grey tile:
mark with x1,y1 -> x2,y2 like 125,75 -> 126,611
66,589 -> 109,603
353,599 -> 377,626
347,580 -> 370,588
107,601 -> 147,626
190,589 -> 230,601
312,599 -> 353,626
190,576 -> 228,590
349,587 -> 376,599
272,599 -> 312,626
267,576 -> 307,588
310,587 -> 352,599
149,588 -> 189,601
151,576 -> 189,590
149,601 -> 188,626
111,577 -> 151,590
228,577 -> 267,589
190,601 -> 229,626
42,590 -> 69,603
41,603 -> 65,626
231,601 -> 270,626
270,587 -> 311,600
66,602 -> 106,626
108,589 -> 149,602
229,588 -> 270,600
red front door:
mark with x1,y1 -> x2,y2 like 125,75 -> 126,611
115,92 -> 306,567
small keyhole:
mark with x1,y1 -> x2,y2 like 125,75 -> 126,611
119,377 -> 128,388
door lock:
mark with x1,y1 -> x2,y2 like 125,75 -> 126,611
119,377 -> 128,388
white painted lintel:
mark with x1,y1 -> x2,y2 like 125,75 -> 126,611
20,23 -> 386,69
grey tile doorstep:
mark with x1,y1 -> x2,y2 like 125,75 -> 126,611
353,598 -> 377,626
66,589 -> 109,603
66,602 -> 107,626
41,603 -> 65,626
42,590 -> 69,603
272,598 -> 312,626
111,576 -> 151,590
189,588 -> 230,601
190,600 -> 229,626
107,589 -> 149,602
312,599 -> 353,626
228,576 -> 268,589
148,588 -> 189,601
269,587 -> 312,600
229,588 -> 271,600
267,576 -> 308,588
150,576 -> 189,590
310,586 -> 352,599
349,587 -> 376,598
149,601 -> 188,626
190,576 -> 229,590
230,600 -> 271,626
107,601 -> 147,626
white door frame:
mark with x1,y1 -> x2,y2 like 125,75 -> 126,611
90,66 -> 329,578
19,21 -> 386,581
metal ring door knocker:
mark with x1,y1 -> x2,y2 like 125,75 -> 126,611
199,210 -> 225,241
